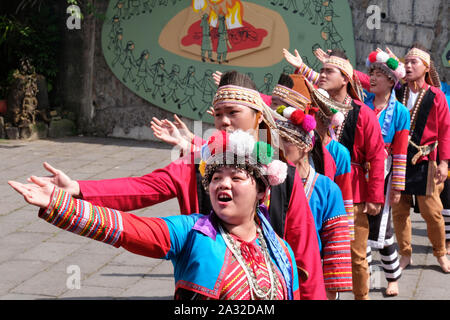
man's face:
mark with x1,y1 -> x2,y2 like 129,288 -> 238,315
404,57 -> 429,82
318,64 -> 348,92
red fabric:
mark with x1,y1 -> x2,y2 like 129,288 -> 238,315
356,70 -> 370,91
119,215 -> 172,258
416,86 -> 450,162
351,100 -> 386,204
323,146 -> 337,180
260,93 -> 273,106
283,170 -> 327,300
192,136 -> 206,150
79,153 -> 200,215
391,129 -> 409,156
334,172 -> 353,204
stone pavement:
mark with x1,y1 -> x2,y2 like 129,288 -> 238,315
1,136 -> 449,300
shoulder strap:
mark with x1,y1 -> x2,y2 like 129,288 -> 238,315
195,164 -> 212,215
339,101 -> 361,159
268,165 -> 296,238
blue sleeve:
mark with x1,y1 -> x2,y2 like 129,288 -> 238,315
162,214 -> 200,260
395,102 -> 411,132
324,178 -> 347,221
327,141 -> 352,177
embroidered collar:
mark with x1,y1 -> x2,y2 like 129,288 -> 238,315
192,205 -> 271,240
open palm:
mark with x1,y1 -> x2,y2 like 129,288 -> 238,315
283,48 -> 303,69
8,176 -> 54,208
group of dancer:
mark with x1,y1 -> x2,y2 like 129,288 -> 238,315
8,41 -> 450,300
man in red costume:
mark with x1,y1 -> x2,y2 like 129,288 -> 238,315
391,43 -> 450,273
287,48 -> 386,300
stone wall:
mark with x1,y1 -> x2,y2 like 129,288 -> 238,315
63,0 -> 449,142
348,0 -> 449,81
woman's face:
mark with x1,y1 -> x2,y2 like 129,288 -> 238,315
369,68 -> 394,95
270,97 -> 283,111
281,136 -> 310,164
209,167 -> 265,227
214,104 -> 261,134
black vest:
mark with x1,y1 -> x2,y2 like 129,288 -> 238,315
339,101 -> 361,160
396,85 -> 436,195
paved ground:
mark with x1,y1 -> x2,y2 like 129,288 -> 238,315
1,136 -> 449,300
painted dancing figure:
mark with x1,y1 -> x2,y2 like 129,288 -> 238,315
135,50 -> 152,92
163,64 -> 183,104
107,16 -> 121,50
121,41 -> 137,83
177,66 -> 201,111
111,28 -> 124,67
200,14 -> 215,63
216,15 -> 229,64
150,58 -> 168,99
196,69 -> 217,118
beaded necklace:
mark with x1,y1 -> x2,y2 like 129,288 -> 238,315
219,223 -> 279,300
335,94 -> 352,142
402,85 -> 427,134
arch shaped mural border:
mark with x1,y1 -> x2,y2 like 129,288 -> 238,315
101,0 -> 356,123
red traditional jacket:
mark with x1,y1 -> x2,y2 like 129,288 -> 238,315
341,99 -> 386,204
356,70 -> 410,191
395,82 -> 450,195
78,151 -> 327,300
294,66 -> 385,204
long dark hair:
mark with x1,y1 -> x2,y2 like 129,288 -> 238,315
310,131 -> 325,175
218,70 -> 257,90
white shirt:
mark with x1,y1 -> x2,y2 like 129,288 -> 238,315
407,88 -> 419,111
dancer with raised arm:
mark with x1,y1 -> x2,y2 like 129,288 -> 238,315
9,130 -> 300,300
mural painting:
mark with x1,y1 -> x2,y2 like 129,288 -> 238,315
101,0 -> 356,123
443,41 -> 450,68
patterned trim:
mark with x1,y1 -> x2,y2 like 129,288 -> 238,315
276,120 -> 313,150
391,154 -> 407,191
272,84 -> 311,111
325,56 -> 354,80
39,188 -> 123,246
297,64 -> 320,85
343,200 -> 354,241
321,215 -> 353,291
175,243 -> 232,299
405,48 -> 430,67
213,85 -> 265,112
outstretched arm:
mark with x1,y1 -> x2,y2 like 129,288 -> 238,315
8,177 -> 183,259
283,48 -> 320,85
151,116 -> 191,149
24,162 -> 81,197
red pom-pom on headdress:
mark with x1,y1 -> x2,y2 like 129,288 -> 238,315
207,130 -> 228,156
290,109 -> 305,126
368,51 -> 378,63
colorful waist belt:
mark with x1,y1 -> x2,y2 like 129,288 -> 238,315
408,140 -> 438,165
